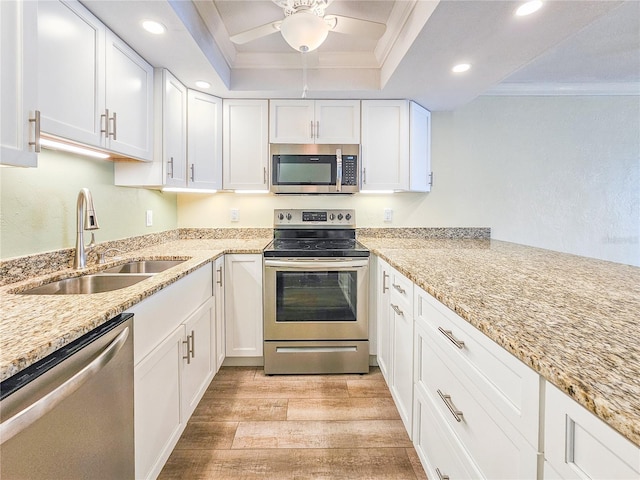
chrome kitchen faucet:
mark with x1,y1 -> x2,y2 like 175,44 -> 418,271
73,188 -> 100,269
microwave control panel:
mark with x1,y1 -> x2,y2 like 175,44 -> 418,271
342,156 -> 357,186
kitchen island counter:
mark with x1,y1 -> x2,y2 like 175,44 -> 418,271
359,236 -> 640,448
0,237 -> 271,383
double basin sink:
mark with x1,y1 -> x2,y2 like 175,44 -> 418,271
19,260 -> 186,295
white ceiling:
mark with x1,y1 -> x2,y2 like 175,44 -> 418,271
82,0 -> 640,111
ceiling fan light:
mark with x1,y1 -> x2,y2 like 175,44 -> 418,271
280,12 -> 329,52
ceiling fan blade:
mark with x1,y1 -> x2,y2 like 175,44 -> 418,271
325,15 -> 386,39
230,21 -> 282,45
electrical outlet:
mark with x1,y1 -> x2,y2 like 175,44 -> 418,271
230,208 -> 240,222
383,208 -> 393,223
146,210 -> 153,227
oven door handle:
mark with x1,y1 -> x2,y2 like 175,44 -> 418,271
264,259 -> 368,270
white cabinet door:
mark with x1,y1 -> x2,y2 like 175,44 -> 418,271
269,99 -> 360,144
187,90 -> 222,190
389,270 -> 414,437
181,298 -> 215,420
38,0 -> 105,147
213,256 -> 225,372
162,69 -> 188,188
1,0 -> 38,167
223,99 -> 269,191
104,30 -> 153,161
376,257 -> 392,383
544,383 -> 640,480
314,100 -> 360,144
269,99 -> 314,144
225,254 -> 263,357
135,326 -> 184,480
361,100 -> 432,192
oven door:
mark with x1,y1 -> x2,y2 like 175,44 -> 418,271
263,258 -> 369,341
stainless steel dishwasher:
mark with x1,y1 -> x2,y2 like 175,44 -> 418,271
0,313 -> 134,479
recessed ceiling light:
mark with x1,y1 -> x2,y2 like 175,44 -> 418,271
452,63 -> 471,73
142,20 -> 166,35
195,80 -> 211,89
515,0 -> 543,17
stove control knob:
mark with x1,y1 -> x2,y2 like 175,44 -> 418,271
345,213 -> 352,221
286,213 -> 292,220
278,213 -> 284,220
329,213 -> 335,220
337,213 -> 343,220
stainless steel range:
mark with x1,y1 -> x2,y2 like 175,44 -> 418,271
263,209 -> 370,375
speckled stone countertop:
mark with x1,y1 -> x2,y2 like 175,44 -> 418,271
0,237 -> 271,382
358,236 -> 640,448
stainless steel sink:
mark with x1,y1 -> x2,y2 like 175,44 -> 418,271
101,259 -> 185,274
19,274 -> 152,295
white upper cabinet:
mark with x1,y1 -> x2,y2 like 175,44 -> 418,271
269,99 -> 360,144
187,90 -> 223,190
361,100 -> 432,192
1,0 -> 39,167
162,70 -> 188,188
37,0 -> 153,161
223,99 -> 269,191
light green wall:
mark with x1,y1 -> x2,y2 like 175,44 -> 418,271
0,149 -> 178,259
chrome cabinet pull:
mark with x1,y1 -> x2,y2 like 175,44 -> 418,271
101,109 -> 109,136
263,166 -> 267,184
438,327 -> 465,350
310,120 -> 314,138
391,304 -> 404,316
28,110 -> 41,153
167,157 -> 174,178
316,120 -> 319,139
190,330 -> 195,359
392,283 -> 406,294
109,111 -> 117,140
437,389 -> 464,422
183,331 -> 195,363
436,468 -> 450,480
183,336 -> 191,364
363,167 -> 366,184
216,266 -> 223,286
382,271 -> 389,293
190,164 -> 195,182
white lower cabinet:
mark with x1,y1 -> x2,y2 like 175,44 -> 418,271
376,257 -> 392,381
130,264 -> 214,480
213,256 -> 225,372
225,254 -> 263,358
544,382 -> 640,480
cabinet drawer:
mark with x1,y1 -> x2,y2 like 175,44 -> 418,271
131,263 -> 213,364
413,384 -> 484,480
418,322 -> 538,479
390,270 -> 413,314
415,287 -> 539,446
544,383 -> 640,479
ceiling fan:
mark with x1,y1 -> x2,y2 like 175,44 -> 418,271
229,0 -> 387,53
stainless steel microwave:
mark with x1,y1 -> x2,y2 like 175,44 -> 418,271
270,150 -> 358,194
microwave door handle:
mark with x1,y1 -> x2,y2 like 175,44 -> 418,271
336,148 -> 342,192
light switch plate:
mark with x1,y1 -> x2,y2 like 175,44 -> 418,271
146,210 -> 153,227
383,208 -> 393,223
230,208 -> 240,222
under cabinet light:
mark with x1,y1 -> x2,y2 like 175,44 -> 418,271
359,190 -> 395,194
234,190 -> 270,194
40,137 -> 111,159
162,187 -> 218,194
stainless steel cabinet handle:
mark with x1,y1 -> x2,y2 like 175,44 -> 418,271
190,330 -> 195,359
101,109 -> 109,136
437,389 -> 464,422
363,167 -> 366,184
167,157 -> 174,178
316,120 -> 319,138
109,111 -> 117,140
216,266 -> 223,286
183,330 -> 195,363
436,468 -> 450,480
392,283 -> 406,294
391,304 -> 404,316
28,110 -> 41,153
263,167 -> 267,184
310,120 -> 314,138
0,326 -> 129,444
382,271 -> 389,293
190,164 -> 195,182
183,335 -> 191,364
438,327 -> 465,350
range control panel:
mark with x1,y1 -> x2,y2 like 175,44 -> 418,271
274,209 -> 356,228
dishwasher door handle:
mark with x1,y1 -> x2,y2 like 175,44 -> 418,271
0,326 -> 130,445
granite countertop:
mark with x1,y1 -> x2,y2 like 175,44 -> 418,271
358,236 -> 640,448
0,238 -> 271,382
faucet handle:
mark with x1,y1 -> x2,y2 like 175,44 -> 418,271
99,247 -> 125,264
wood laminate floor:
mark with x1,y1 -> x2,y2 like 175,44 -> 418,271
159,367 -> 428,479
